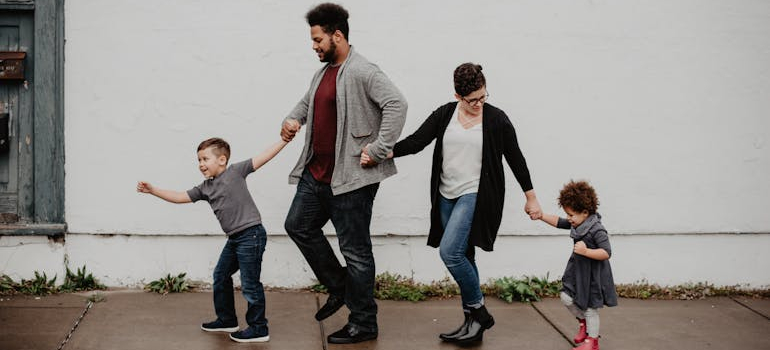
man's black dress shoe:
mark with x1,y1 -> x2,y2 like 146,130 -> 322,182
327,324 -> 378,344
315,294 -> 345,321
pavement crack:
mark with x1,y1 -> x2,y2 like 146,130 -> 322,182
530,302 -> 575,346
0,306 -> 84,309
730,297 -> 770,321
56,300 -> 93,350
315,294 -> 328,350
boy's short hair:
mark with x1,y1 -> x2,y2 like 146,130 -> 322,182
558,180 -> 599,214
306,3 -> 350,40
197,137 -> 231,162
454,63 -> 486,97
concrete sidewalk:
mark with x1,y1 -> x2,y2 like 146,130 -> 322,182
1,290 -> 768,350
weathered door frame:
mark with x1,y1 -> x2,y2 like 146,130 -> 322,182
0,0 -> 64,236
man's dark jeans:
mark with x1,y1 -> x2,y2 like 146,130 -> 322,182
213,224 -> 268,334
285,170 -> 379,332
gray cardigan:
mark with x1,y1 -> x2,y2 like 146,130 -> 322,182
285,46 -> 407,195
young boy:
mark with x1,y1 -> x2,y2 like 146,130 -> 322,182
137,137 -> 289,343
537,180 -> 617,350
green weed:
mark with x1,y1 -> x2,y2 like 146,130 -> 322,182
61,265 -> 106,292
18,272 -> 58,296
144,273 -> 190,295
1,274 -> 18,295
374,272 -> 427,302
490,275 -> 562,303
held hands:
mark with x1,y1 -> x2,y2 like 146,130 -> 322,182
360,143 -> 395,167
524,198 -> 542,220
360,143 -> 377,168
136,181 -> 153,194
573,241 -> 588,256
281,119 -> 301,142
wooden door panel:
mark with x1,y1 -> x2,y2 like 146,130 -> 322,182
0,11 -> 32,223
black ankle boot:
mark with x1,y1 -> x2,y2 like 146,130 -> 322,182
439,310 -> 471,342
455,305 -> 495,344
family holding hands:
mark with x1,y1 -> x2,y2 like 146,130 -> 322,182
136,3 -> 616,349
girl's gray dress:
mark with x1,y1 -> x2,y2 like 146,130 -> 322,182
558,213 -> 618,310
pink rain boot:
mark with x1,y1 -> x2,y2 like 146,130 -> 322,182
572,336 -> 599,350
573,318 -> 587,344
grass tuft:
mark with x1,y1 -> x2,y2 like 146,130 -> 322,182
144,273 -> 190,295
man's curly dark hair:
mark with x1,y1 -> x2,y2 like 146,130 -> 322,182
558,180 -> 599,214
306,3 -> 350,40
454,63 -> 486,97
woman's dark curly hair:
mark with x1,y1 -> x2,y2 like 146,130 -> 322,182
306,3 -> 350,40
558,180 -> 599,214
453,63 -> 486,97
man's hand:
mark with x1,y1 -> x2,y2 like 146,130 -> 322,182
136,181 -> 153,194
360,143 -> 377,167
281,119 -> 301,142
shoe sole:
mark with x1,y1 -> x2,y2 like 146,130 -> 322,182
314,302 -> 345,321
201,326 -> 239,332
229,334 -> 270,343
327,334 -> 377,344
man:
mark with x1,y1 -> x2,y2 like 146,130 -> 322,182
281,2 -> 407,344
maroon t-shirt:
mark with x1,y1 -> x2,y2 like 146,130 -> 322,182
308,65 -> 340,184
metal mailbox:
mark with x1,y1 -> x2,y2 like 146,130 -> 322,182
0,52 -> 26,80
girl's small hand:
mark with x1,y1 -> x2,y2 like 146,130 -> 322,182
573,241 -> 588,256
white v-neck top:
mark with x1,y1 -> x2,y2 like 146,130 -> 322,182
439,106 -> 483,199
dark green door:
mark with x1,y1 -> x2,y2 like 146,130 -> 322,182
0,10 -> 33,224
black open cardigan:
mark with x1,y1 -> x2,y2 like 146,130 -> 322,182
393,102 -> 534,251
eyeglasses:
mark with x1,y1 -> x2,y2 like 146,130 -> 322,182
462,93 -> 489,106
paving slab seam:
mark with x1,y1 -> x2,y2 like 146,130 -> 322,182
56,300 -> 93,350
315,294 -> 328,350
0,306 -> 84,309
730,297 -> 770,321
530,302 -> 575,346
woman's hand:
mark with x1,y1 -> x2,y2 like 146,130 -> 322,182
523,191 -> 542,220
360,144 -> 376,167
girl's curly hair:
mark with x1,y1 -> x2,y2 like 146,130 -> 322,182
558,180 -> 599,214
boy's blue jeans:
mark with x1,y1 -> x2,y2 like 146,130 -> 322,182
284,169 -> 379,333
212,224 -> 268,333
438,193 -> 483,307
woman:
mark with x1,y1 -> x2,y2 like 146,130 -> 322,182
363,63 -> 541,344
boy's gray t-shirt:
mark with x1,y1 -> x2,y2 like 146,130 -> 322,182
186,159 -> 262,235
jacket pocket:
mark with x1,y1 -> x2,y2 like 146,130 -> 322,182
350,130 -> 373,157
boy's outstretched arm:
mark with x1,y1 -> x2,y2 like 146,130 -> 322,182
137,181 -> 192,204
251,140 -> 289,171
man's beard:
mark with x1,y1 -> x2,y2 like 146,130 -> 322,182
320,41 -> 338,63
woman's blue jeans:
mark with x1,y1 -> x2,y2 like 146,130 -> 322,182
438,193 -> 483,307
212,224 -> 268,333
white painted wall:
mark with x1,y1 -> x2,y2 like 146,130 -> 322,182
4,234 -> 769,288
6,0 -> 770,287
